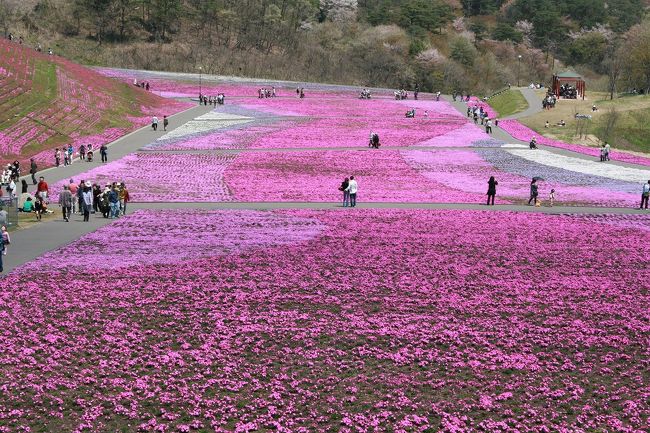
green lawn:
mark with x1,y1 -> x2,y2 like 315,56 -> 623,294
488,89 -> 529,117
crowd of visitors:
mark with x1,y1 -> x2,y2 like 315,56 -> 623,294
57,179 -> 130,222
199,94 -> 225,106
558,83 -> 578,99
258,87 -> 276,98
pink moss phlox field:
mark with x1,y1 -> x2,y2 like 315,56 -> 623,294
416,123 -> 496,147
244,117 -> 466,149
402,149 -> 638,207
49,153 -> 236,202
0,41 -> 191,167
238,95 -> 464,120
20,210 -> 323,272
498,119 -> 650,167
224,150 -> 481,202
467,97 -> 497,118
0,209 -> 648,431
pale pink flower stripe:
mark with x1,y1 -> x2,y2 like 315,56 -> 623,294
403,149 -> 638,207
49,153 -> 236,202
238,95 -> 463,119
498,119 -> 650,167
247,117 -> 466,149
225,150 -> 481,202
0,209 -> 648,431
19,209 -> 323,272
416,123 -> 494,147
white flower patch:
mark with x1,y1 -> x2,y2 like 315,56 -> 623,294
506,148 -> 650,183
158,112 -> 252,141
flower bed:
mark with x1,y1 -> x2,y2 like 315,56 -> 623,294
498,119 -> 650,167
1,209 -> 648,431
224,150 -> 482,203
49,152 -> 236,202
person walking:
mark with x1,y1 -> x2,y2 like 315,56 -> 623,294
0,228 -> 5,273
486,176 -> 498,205
79,144 -> 86,162
528,179 -> 539,206
76,180 -> 85,215
1,225 -> 10,259
152,116 -> 159,131
58,185 -> 73,222
55,148 -> 61,167
34,196 -> 45,221
30,158 -> 37,184
640,180 -> 650,210
82,186 -> 93,222
163,115 -> 169,131
604,142 -> 611,161
346,176 -> 358,207
68,179 -> 78,213
19,179 -> 27,195
6,179 -> 15,200
100,144 -> 108,163
108,186 -> 119,218
339,177 -> 350,207
36,176 -> 49,202
119,183 -> 130,215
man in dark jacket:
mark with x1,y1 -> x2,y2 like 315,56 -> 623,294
30,158 -> 37,184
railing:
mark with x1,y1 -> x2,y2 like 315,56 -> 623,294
487,87 -> 510,100
0,197 -> 19,229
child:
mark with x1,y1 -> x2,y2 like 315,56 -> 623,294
549,189 -> 556,207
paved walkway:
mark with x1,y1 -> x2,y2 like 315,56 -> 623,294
504,87 -> 543,120
21,103 -> 214,188
444,96 -> 649,170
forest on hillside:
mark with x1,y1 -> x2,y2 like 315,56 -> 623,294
1,0 -> 649,93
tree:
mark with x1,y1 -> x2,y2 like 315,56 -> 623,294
622,22 -> 650,93
568,32 -> 608,66
469,22 -> 487,43
399,0 -> 453,34
602,40 -> 623,100
492,22 -> 523,43
150,0 -> 182,40
449,36 -> 478,67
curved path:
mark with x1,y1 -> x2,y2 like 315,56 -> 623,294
504,87 -> 543,120
444,96 -> 649,170
5,95 -> 650,274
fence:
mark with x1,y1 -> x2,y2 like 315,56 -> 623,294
0,197 -> 20,230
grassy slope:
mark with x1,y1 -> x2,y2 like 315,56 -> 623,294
0,40 -> 180,166
488,89 -> 528,118
519,92 -> 650,154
